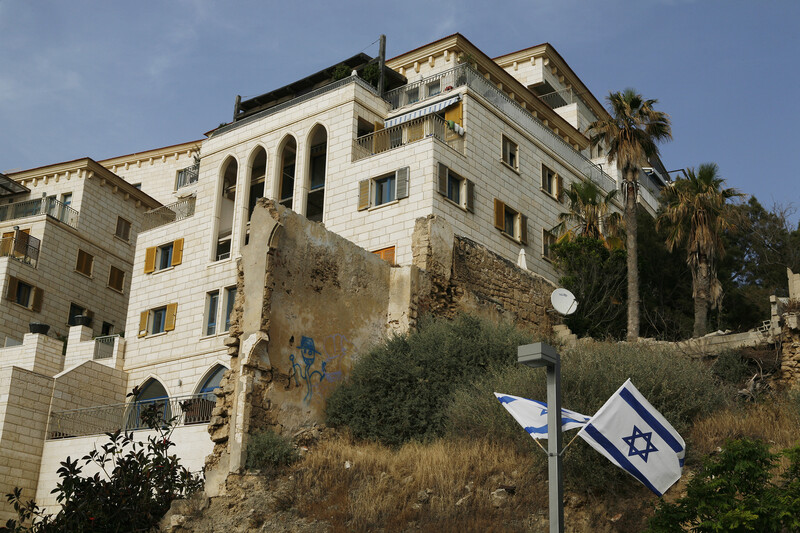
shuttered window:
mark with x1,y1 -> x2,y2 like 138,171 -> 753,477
75,249 -> 94,277
144,238 -> 184,273
372,246 -> 396,265
139,303 -> 178,337
493,199 -> 527,244
437,163 -> 474,212
357,167 -> 410,210
108,266 -> 125,292
115,217 -> 131,241
5,276 -> 42,311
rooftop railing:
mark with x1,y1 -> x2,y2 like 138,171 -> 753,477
141,196 -> 196,232
384,64 -> 619,195
536,87 -> 595,121
353,114 -> 464,161
47,393 -> 217,439
93,334 -> 119,360
0,197 -> 79,228
0,232 -> 40,267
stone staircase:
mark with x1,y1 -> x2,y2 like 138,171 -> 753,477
553,323 -> 578,347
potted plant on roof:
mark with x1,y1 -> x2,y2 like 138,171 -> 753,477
29,322 -> 50,335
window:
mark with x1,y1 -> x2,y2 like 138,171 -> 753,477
175,162 -> 199,190
67,303 -> 92,326
108,266 -> 125,292
437,163 -> 475,212
493,199 -> 528,244
426,79 -> 441,97
206,291 -> 219,336
144,239 -> 184,273
61,193 -> 72,207
224,286 -> 237,331
4,276 -> 42,311
115,217 -> 131,241
138,303 -> 177,337
75,249 -> 94,277
542,164 -> 563,200
405,86 -> 419,105
542,229 -> 557,261
502,136 -> 518,170
101,321 -> 114,336
358,167 -> 409,210
372,246 -> 396,265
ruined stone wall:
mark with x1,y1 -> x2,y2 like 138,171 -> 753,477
778,315 -> 800,389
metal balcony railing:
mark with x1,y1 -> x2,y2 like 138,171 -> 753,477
0,197 -> 79,228
0,232 -> 40,267
384,64 -> 619,195
93,334 -> 119,360
536,87 -> 594,121
353,114 -> 464,161
141,196 -> 196,232
176,163 -> 199,190
47,393 -> 218,439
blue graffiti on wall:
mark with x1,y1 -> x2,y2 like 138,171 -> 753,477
290,334 -> 346,403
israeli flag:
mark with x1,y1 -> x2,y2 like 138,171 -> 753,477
577,379 -> 685,496
494,392 -> 591,440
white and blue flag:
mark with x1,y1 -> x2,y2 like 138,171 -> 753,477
577,379 -> 686,496
494,392 -> 591,440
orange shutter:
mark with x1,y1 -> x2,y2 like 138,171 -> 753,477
165,303 -> 178,331
5,276 -> 18,301
445,101 -> 463,125
358,180 -> 371,211
373,121 -> 387,153
144,246 -> 156,274
31,287 -> 44,312
138,311 -> 149,337
171,238 -> 184,266
493,199 -> 505,230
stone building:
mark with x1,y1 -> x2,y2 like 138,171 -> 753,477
0,33 -> 669,518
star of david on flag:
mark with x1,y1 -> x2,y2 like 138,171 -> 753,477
494,393 -> 591,440
576,379 -> 685,496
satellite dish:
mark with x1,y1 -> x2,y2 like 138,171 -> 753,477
550,288 -> 578,315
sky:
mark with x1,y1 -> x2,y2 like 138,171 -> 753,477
2,0 -> 798,224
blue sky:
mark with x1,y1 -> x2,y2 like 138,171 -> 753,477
2,0 -> 798,223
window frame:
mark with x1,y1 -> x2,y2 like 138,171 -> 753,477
14,279 -> 33,308
144,239 -> 184,274
437,163 -> 474,212
138,303 -> 177,337
223,286 -> 237,332
114,217 -> 132,242
107,265 -> 126,293
374,174 -> 396,206
502,135 -> 519,171
205,291 -> 219,336
358,167 -> 410,211
493,199 -> 528,245
541,163 -> 563,201
542,229 -> 557,262
151,307 -> 167,335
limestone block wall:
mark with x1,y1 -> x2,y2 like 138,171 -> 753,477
789,268 -> 800,300
0,333 -> 63,377
0,367 -> 54,522
49,361 -> 127,413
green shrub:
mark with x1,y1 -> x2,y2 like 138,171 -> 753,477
711,350 -> 752,386
245,429 -> 299,471
445,341 -> 733,493
648,439 -> 800,532
325,314 -> 534,446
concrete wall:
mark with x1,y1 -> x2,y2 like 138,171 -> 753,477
0,333 -> 63,377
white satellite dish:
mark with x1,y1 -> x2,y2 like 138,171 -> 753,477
550,288 -> 578,316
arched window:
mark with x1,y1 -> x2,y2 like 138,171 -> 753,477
247,148 -> 267,222
306,126 -> 327,222
216,157 -> 238,261
183,365 -> 227,424
126,378 -> 169,430
278,137 -> 296,210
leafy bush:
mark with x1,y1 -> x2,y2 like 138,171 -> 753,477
648,439 -> 800,532
3,402 -> 202,533
445,341 -> 733,493
710,350 -> 752,386
245,429 -> 299,471
325,314 -> 534,446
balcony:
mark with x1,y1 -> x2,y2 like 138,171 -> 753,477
0,231 -> 40,267
176,162 -> 199,190
536,87 -> 594,120
47,393 -> 217,439
353,114 -> 464,162
0,196 -> 79,229
141,196 -> 196,232
384,64 -> 618,195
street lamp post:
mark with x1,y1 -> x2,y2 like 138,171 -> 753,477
518,342 -> 563,533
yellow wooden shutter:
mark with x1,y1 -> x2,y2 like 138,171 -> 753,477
138,311 -> 149,337
144,246 -> 156,273
358,180 -> 371,211
373,121 -> 387,153
165,303 -> 178,331
171,238 -> 184,266
493,199 -> 505,230
1,232 -> 13,256
31,287 -> 43,312
5,276 -> 18,301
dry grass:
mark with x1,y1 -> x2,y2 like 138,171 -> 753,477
689,399 -> 800,457
289,434 -> 547,532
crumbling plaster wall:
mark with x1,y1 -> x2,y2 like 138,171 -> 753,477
204,208 -> 554,495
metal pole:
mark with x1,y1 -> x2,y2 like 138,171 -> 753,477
518,342 -> 564,533
377,34 -> 386,96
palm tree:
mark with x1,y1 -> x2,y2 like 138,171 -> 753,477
555,180 -> 622,248
657,163 -> 743,337
586,89 -> 672,341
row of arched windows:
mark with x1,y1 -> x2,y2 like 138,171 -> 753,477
214,125 -> 328,260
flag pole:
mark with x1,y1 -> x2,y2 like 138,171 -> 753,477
518,342 -> 564,533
